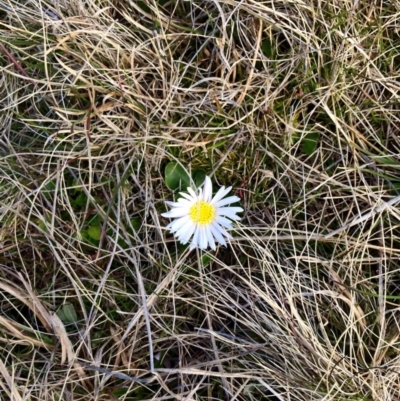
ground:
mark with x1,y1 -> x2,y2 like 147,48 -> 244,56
1,0 -> 400,400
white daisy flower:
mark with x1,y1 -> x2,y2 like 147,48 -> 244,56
162,176 -> 243,250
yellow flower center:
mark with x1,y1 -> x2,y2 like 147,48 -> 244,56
189,201 -> 216,225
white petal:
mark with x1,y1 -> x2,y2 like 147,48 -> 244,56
214,222 -> 233,240
205,225 -> 216,250
211,186 -> 231,204
175,222 -> 194,242
166,199 -> 192,207
225,214 -> 241,221
167,215 -> 190,232
215,195 -> 240,207
190,226 -> 200,250
179,192 -> 196,202
218,206 -> 243,216
187,187 -> 198,199
203,176 -> 213,202
217,207 -> 243,216
216,215 -> 233,229
175,226 -> 190,241
209,223 -> 227,246
199,227 -> 208,249
177,222 -> 196,244
177,197 -> 193,204
162,207 -> 189,218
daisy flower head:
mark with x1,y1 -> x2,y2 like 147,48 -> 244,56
162,176 -> 243,251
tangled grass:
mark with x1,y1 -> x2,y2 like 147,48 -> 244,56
1,0 -> 400,400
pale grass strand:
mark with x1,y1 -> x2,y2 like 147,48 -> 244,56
324,194 -> 400,238
0,358 -> 22,401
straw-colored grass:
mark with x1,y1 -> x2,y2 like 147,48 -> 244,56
1,0 -> 400,400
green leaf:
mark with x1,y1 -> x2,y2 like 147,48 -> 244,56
74,192 -> 87,207
370,155 -> 399,166
261,38 -> 274,58
192,169 -> 206,187
58,303 -> 78,323
80,229 -> 89,240
165,162 -> 191,191
89,214 -> 101,225
137,0 -> 151,13
87,225 -> 102,240
42,180 -> 56,199
38,219 -> 48,232
301,132 -> 320,155
200,254 -> 212,266
130,217 -> 142,231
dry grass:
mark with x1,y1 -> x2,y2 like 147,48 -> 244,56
1,0 -> 400,400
